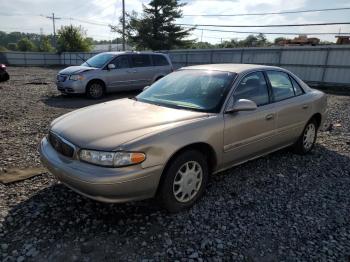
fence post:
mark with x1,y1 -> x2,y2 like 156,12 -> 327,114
278,48 -> 283,66
321,48 -> 330,83
240,49 -> 244,63
185,52 -> 188,66
44,53 -> 47,66
210,50 -> 214,64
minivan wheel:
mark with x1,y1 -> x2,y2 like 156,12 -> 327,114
293,119 -> 318,154
87,81 -> 105,99
158,150 -> 208,213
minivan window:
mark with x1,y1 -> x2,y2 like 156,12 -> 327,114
82,53 -> 114,68
234,72 -> 270,106
266,71 -> 295,102
131,54 -> 151,67
111,56 -> 129,69
152,55 -> 169,66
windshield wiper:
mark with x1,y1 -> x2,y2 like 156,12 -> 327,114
77,54 -> 92,67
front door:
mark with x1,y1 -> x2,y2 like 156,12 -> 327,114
104,55 -> 132,91
223,71 -> 277,166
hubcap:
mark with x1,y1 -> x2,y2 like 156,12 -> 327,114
89,84 -> 103,98
173,161 -> 203,203
303,123 -> 316,151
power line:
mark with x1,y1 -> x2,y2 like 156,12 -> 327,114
186,27 -> 350,35
183,7 -> 350,17
177,22 -> 350,28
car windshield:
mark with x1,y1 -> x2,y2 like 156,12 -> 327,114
137,70 -> 235,113
82,53 -> 115,68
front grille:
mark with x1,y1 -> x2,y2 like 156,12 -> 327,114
48,132 -> 75,158
57,74 -> 68,82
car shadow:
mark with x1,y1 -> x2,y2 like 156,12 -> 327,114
41,90 -> 141,110
1,144 -> 350,260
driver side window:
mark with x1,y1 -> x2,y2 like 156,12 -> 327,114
234,72 -> 270,106
110,56 -> 130,69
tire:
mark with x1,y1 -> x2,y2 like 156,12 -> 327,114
292,119 -> 318,154
2,72 -> 9,81
86,81 -> 105,99
157,150 -> 209,213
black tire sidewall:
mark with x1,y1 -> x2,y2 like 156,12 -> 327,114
158,150 -> 209,213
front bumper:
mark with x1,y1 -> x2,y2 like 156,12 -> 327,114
39,137 -> 163,203
56,80 -> 86,94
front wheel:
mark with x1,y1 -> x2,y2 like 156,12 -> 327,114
86,81 -> 105,99
157,150 -> 208,213
293,119 -> 318,154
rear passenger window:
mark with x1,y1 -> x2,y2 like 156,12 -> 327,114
131,55 -> 151,67
266,71 -> 295,102
152,55 -> 169,66
290,77 -> 304,96
234,72 -> 270,106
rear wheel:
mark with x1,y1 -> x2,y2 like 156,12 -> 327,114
86,81 -> 105,99
293,119 -> 318,154
157,150 -> 208,213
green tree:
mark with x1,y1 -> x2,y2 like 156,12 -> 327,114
217,39 -> 238,48
114,0 -> 193,50
39,36 -> 54,52
17,37 -> 36,51
274,37 -> 287,44
56,25 -> 92,52
0,46 -> 7,52
7,43 -> 17,51
190,41 -> 214,49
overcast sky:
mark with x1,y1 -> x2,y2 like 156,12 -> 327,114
1,0 -> 350,44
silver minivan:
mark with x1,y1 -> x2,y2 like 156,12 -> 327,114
56,52 -> 173,99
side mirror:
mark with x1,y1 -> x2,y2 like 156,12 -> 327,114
143,86 -> 150,91
107,64 -> 116,70
226,99 -> 257,113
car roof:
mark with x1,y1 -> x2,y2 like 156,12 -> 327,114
181,64 -> 284,74
100,51 -> 167,56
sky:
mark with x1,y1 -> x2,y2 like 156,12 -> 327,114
1,0 -> 350,44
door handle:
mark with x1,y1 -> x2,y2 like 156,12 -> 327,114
302,104 -> 309,109
265,114 -> 274,120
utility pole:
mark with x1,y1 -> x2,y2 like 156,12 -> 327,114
46,13 -> 61,48
122,0 -> 126,51
201,29 -> 203,42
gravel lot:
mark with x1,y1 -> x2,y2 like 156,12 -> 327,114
0,67 -> 350,261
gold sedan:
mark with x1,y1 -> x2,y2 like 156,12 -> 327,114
40,64 -> 327,212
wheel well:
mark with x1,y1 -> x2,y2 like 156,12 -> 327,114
86,79 -> 106,91
310,113 -> 322,128
155,142 -> 217,196
154,75 -> 164,82
162,142 -> 217,176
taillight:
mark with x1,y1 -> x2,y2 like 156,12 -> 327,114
0,64 -> 6,69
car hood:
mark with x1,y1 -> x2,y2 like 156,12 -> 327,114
59,65 -> 97,75
51,98 -> 208,150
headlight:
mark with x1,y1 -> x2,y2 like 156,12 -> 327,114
79,150 -> 146,167
69,74 -> 84,81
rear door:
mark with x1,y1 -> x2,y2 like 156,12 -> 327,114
223,71 -> 277,166
265,70 -> 311,146
151,54 -> 172,79
129,54 -> 154,89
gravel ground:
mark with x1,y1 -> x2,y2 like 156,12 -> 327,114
0,67 -> 350,262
